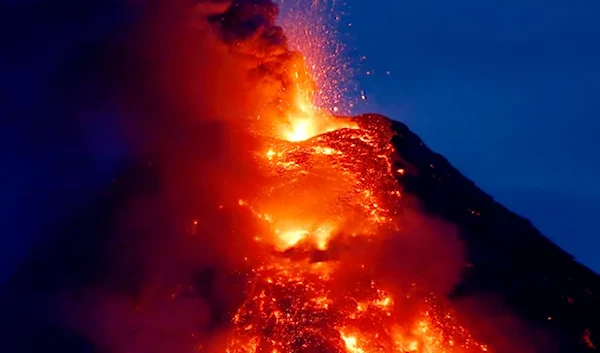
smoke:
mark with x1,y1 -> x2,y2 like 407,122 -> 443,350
378,196 -> 466,295
1,1 -> 543,353
49,1 -> 322,352
49,2 -> 472,352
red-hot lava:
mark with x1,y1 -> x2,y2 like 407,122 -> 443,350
195,2 -> 490,346
69,1 -> 496,353
185,1 -> 492,352
210,107 -> 492,353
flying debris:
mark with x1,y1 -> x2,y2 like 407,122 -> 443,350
3,1 -> 598,353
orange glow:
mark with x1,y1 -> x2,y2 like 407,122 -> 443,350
259,12 -> 358,142
284,117 -> 314,142
340,332 -> 365,353
275,228 -> 309,250
223,108 -> 491,353
224,255 -> 490,353
241,118 -> 399,252
277,73 -> 358,142
193,3 -> 491,353
281,114 -> 358,142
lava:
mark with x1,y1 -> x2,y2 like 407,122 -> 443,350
193,1 -> 493,350
35,1 -> 587,353
274,55 -> 357,142
221,255 -> 490,353
216,110 -> 492,353
140,1 -> 492,352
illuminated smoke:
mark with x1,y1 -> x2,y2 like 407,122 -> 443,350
277,0 -> 357,114
53,2 -> 537,353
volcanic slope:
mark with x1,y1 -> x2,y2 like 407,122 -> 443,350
0,114 -> 598,353
381,113 -> 599,353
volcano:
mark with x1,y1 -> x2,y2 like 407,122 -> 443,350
2,1 -> 598,352
1,114 -> 598,353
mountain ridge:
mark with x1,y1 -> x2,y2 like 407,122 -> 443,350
1,114 -> 598,353
368,113 -> 599,353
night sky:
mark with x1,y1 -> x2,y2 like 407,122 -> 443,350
344,0 -> 600,271
1,0 -> 599,283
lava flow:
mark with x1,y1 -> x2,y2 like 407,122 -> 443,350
206,42 -> 489,353
182,0 -> 494,351
123,1 -> 492,352
215,103 -> 492,352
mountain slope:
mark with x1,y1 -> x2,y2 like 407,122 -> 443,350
1,115 -> 598,353
378,113 -> 599,352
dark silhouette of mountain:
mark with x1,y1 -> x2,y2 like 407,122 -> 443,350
0,160 -> 155,353
1,115 -> 598,353
380,113 -> 599,353
486,185 -> 600,270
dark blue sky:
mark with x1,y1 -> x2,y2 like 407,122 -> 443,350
345,0 -> 600,271
1,0 -> 598,283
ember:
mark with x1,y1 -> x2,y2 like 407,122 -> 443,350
60,1 -> 495,352
8,2 -> 599,353
223,258 -> 489,353
192,1 -> 491,352
215,114 -> 491,353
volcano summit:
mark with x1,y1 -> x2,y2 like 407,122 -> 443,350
1,1 -> 598,353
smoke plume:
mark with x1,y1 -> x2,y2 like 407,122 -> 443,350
56,1 -> 328,351
1,1 -> 538,353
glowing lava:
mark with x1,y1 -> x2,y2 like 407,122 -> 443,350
278,64 -> 357,142
224,257 -> 490,353
196,2 -> 491,353
219,18 -> 489,347
282,113 -> 358,143
219,112 -> 492,353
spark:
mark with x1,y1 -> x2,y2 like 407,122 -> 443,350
190,2 -> 492,353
